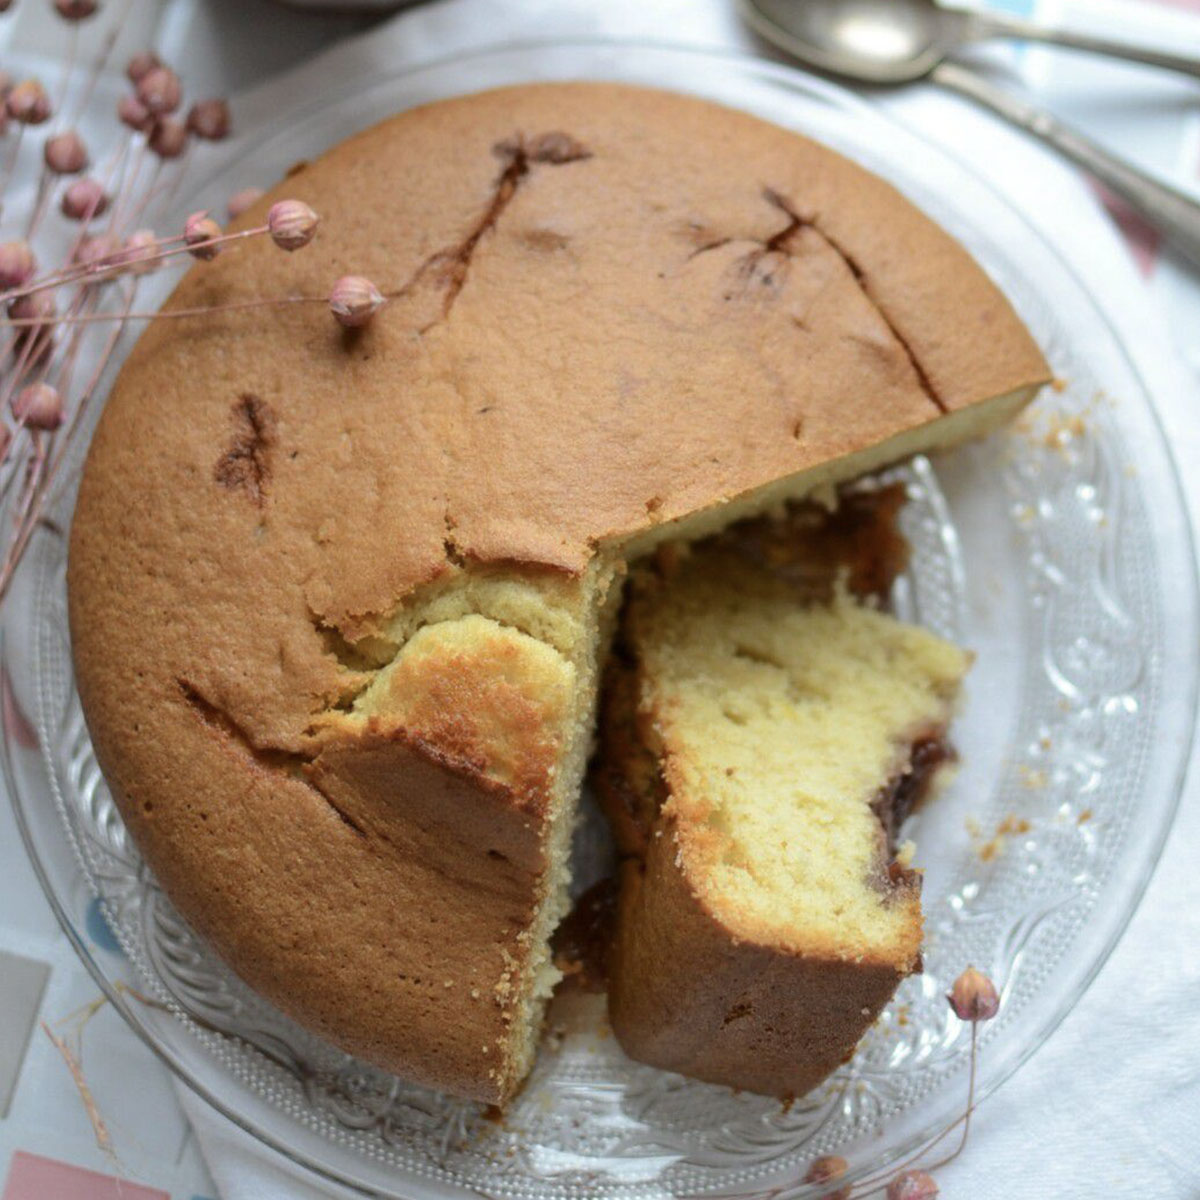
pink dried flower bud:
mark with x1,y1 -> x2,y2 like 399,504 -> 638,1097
329,275 -> 384,328
227,186 -> 264,220
9,291 -> 55,364
44,129 -> 88,175
73,233 -> 120,281
267,200 -> 318,251
886,1170 -> 939,1200
136,66 -> 181,116
61,177 -> 110,221
184,211 -> 222,260
6,79 -> 51,125
186,98 -> 230,141
0,240 -> 35,289
9,291 -> 56,338
9,293 -> 57,368
12,383 -> 63,431
148,117 -> 187,160
125,50 -> 162,84
55,0 -> 98,18
947,966 -> 1000,1023
9,289 -> 54,321
118,229 -> 159,275
805,1155 -> 850,1200
117,94 -> 153,133
13,329 -> 53,366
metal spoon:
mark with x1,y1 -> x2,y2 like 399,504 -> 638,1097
742,0 -> 1200,267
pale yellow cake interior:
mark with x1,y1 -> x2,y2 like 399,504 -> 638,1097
633,561 -> 970,962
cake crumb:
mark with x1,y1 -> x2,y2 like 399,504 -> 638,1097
978,838 -> 1004,862
895,839 -> 916,868
969,814 -> 1030,862
997,815 -> 1031,835
1018,765 -> 1047,789
1043,413 -> 1087,452
1077,808 -> 1093,825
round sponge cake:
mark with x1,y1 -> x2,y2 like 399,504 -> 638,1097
67,82 -> 1047,1103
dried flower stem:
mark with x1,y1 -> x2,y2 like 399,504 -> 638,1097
845,999 -> 988,1196
4,293 -> 323,327
0,223 -> 279,305
24,171 -> 53,242
55,24 -> 80,117
69,17 -> 125,127
43,284 -> 135,498
104,131 -> 149,235
41,1020 -> 115,1159
153,138 -> 194,216
42,979 -> 223,1175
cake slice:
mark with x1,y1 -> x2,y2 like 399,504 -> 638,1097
595,490 -> 969,1097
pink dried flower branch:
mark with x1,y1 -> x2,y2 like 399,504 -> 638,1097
0,9 -> 369,614
0,20 -> 242,604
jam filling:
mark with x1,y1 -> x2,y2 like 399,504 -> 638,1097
870,732 -> 955,892
707,482 -> 911,603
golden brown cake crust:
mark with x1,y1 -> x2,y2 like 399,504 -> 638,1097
68,83 -> 1047,1102
609,824 -> 910,1098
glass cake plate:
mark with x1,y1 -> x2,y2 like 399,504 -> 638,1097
3,38 -> 1197,1200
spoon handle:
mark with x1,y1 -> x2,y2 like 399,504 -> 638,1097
960,9 -> 1200,79
931,61 -> 1200,270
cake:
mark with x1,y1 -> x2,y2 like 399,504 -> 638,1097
67,82 -> 1048,1104
595,488 -> 968,1097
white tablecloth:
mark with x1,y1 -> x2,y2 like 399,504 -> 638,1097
1,2 -> 1198,1198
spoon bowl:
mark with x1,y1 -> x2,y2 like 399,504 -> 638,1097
742,0 -> 966,83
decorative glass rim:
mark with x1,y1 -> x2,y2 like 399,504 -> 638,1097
3,34 -> 1197,1200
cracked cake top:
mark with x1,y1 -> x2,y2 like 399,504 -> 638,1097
67,83 -> 1048,1101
